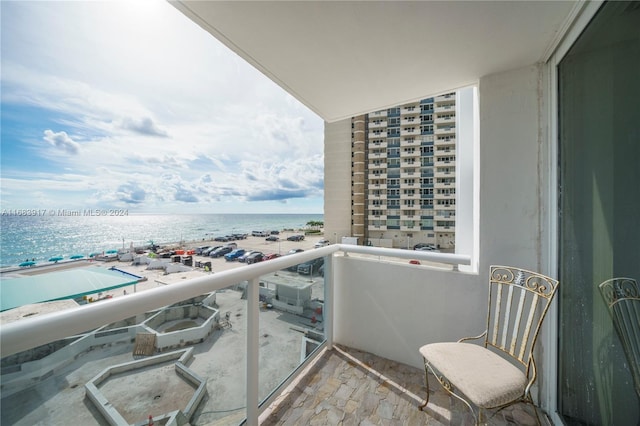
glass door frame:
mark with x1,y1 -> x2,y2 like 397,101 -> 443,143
543,1 -> 605,423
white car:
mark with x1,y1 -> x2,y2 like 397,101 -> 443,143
314,239 -> 330,248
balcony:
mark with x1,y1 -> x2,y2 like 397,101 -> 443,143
400,117 -> 419,126
368,162 -> 387,169
436,158 -> 457,167
369,110 -> 387,118
400,138 -> 420,147
368,120 -> 387,129
368,131 -> 387,138
3,246 -> 547,426
434,114 -> 456,125
400,106 -> 419,115
434,125 -> 456,135
400,128 -> 419,136
434,104 -> 456,114
369,141 -> 388,149
435,137 -> 456,146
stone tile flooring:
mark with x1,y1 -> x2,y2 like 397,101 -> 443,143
259,345 -> 547,425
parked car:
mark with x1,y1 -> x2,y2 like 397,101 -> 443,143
215,236 -> 230,242
246,252 -> 265,264
266,235 -> 279,241
195,246 -> 210,255
314,239 -> 330,248
252,231 -> 269,237
416,246 -> 440,253
270,230 -> 280,235
287,234 -> 305,241
224,249 -> 246,261
232,233 -> 247,240
203,245 -> 222,256
238,250 -> 260,263
413,243 -> 437,250
262,253 -> 280,261
285,248 -> 304,271
210,246 -> 233,258
297,257 -> 324,275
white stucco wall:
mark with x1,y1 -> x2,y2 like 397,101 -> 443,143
478,64 -> 548,274
331,63 -> 552,390
324,119 -> 354,244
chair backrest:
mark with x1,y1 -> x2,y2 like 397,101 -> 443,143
598,277 -> 640,398
485,266 -> 559,372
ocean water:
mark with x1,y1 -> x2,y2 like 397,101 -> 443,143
0,213 -> 322,268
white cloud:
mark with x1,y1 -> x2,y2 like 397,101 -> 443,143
43,130 -> 80,154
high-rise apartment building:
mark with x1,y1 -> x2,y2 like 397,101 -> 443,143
349,93 -> 457,249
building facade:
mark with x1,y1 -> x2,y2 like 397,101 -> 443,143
349,94 -> 457,249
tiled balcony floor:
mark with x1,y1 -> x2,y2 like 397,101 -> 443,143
260,345 -> 545,425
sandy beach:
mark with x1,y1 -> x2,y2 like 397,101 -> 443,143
0,231 -> 325,324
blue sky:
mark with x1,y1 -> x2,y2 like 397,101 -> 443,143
1,1 -> 325,214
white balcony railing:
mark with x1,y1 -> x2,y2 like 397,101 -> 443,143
0,245 -> 470,425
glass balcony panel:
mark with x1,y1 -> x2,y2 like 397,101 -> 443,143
258,260 -> 326,405
1,291 -> 247,425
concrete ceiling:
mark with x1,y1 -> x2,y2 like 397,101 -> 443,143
172,1 -> 581,122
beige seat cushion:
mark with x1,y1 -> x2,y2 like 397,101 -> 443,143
419,342 -> 527,408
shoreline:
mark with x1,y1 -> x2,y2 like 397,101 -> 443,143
1,227 -> 324,271
0,233 -> 325,324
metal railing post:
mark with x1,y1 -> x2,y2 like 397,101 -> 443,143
246,277 -> 259,424
324,254 -> 334,349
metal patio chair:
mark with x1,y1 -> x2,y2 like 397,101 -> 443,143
418,265 -> 559,425
598,277 -> 640,399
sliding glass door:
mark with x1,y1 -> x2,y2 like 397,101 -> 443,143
558,2 -> 640,424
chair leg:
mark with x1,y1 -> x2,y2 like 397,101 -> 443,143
419,359 -> 430,410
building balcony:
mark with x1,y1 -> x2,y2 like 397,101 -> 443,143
434,126 -> 456,135
434,184 -> 454,192
368,121 -> 387,129
400,171 -> 418,179
368,131 -> 387,138
400,106 -> 420,115
368,172 -> 387,180
436,159 -> 457,167
400,128 -> 420,136
368,162 -> 387,169
434,115 -> 456,125
400,138 -> 420,148
368,214 -> 387,221
369,110 -> 387,118
435,214 -> 456,222
434,104 -> 456,113
401,150 -> 421,159
370,151 -> 387,158
401,192 -> 421,199
3,246 -> 543,426
434,169 -> 455,178
369,193 -> 388,200
369,141 -> 388,149
400,117 -> 419,126
434,137 -> 456,146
